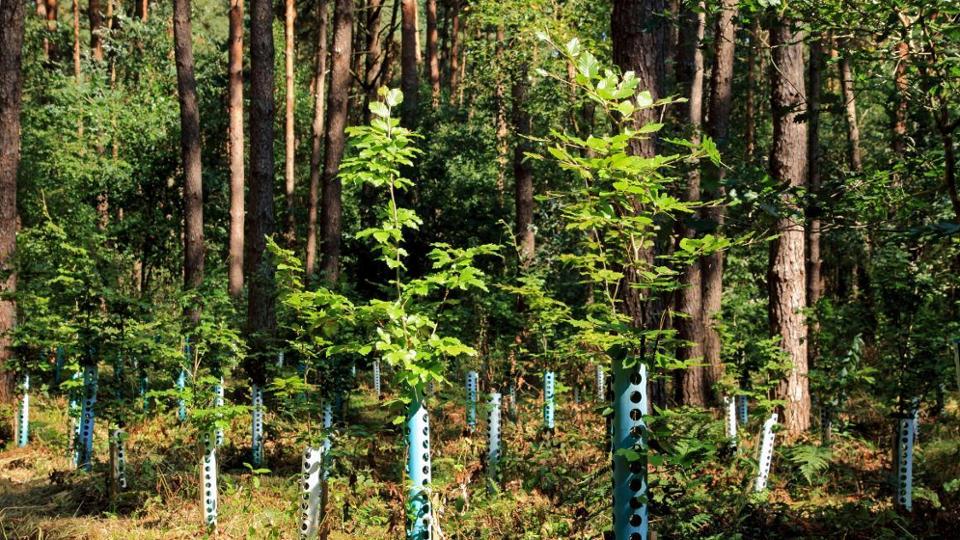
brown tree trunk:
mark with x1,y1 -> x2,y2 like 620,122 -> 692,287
72,0 -> 81,79
838,42 -> 862,173
768,12 -> 810,435
448,0 -> 460,101
134,0 -> 147,20
400,0 -> 419,127
745,17 -> 759,161
675,2 -> 706,406
0,0 -> 25,407
89,0 -> 103,62
511,69 -> 534,268
283,0 -> 297,246
806,37 -> 824,369
426,0 -> 440,106
319,0 -> 353,283
247,0 -> 278,381
227,0 -> 245,298
41,0 -> 57,61
305,0 -> 329,280
362,0 -> 384,121
700,0 -> 738,399
173,0 -> 205,325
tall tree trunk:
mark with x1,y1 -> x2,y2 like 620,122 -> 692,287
227,0 -> 245,298
247,0 -> 278,382
426,0 -> 440,106
448,0 -> 460,101
511,68 -> 534,268
135,0 -> 147,20
319,0 -> 353,283
701,0 -> 738,399
362,0 -> 384,121
283,0 -> 297,245
612,0 -> 665,159
72,0 -> 81,79
0,0 -> 25,407
41,0 -> 58,61
400,0 -> 419,127
173,0 -> 205,325
305,0 -> 329,280
768,12 -> 810,434
675,2 -> 706,406
806,37 -> 824,368
745,17 -> 759,161
838,41 -> 862,173
89,0 -> 103,62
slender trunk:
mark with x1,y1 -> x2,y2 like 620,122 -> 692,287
319,0 -> 353,283
745,17 -> 759,161
701,0 -> 738,399
305,0 -> 329,280
362,0 -> 384,121
838,41 -> 862,172
72,0 -> 81,79
769,12 -> 810,435
426,0 -> 440,105
173,0 -> 205,325
42,0 -> 58,61
247,0 -> 278,382
135,0 -> 147,20
675,2 -> 706,406
511,68 -> 534,268
449,1 -> 460,101
0,0 -> 25,406
227,0 -> 245,298
806,37 -> 824,369
283,0 -> 297,245
400,0 -> 419,127
89,0 -> 103,62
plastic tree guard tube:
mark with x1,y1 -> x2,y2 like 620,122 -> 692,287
724,395 -> 737,445
79,364 -> 99,471
754,412 -> 778,492
70,370 -> 82,465
612,357 -> 648,540
543,371 -> 556,430
466,371 -> 478,430
300,445 -> 324,539
487,392 -> 502,484
322,402 -> 333,480
178,340 -> 190,423
895,414 -> 916,510
736,395 -> 748,426
251,384 -> 264,467
202,432 -> 218,527
373,360 -> 382,399
112,428 -> 128,490
405,398 -> 432,540
17,373 -> 29,447
215,376 -> 225,446
596,364 -> 605,402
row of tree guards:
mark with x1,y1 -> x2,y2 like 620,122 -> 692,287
11,341 -> 940,538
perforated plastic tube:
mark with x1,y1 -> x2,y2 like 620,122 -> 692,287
78,364 -> 99,471
251,384 -> 264,467
895,414 -> 916,510
299,445 -> 323,539
736,395 -> 748,426
724,395 -> 737,445
612,357 -> 647,540
754,412 -> 778,492
487,392 -> 502,484
215,376 -> 225,446
406,398 -> 433,540
466,371 -> 478,430
596,364 -> 605,402
17,374 -> 29,447
543,371 -> 556,430
202,432 -> 218,527
178,341 -> 189,422
112,428 -> 128,490
373,360 -> 382,399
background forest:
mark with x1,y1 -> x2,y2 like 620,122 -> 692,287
0,0 -> 959,538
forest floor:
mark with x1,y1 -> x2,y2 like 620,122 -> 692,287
1,382 -> 959,539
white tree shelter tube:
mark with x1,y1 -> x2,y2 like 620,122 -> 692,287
300,445 -> 324,539
755,412 -> 778,492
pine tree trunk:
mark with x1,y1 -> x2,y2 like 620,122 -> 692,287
173,0 -> 205,326
72,0 -> 81,79
838,41 -> 862,173
362,0 -> 384,121
227,0 -> 245,298
806,37 -> 824,369
283,0 -> 297,246
769,12 -> 810,434
400,0 -> 419,127
448,0 -> 460,101
0,0 -> 25,407
511,68 -> 534,268
89,0 -> 103,62
426,0 -> 440,105
700,0 -> 738,399
745,17 -> 759,161
247,0 -> 278,381
305,0 -> 329,280
319,0 -> 353,283
134,0 -> 147,21
675,2 -> 706,406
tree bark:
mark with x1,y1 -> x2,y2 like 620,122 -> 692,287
319,0 -> 353,283
89,0 -> 103,62
768,12 -> 810,434
674,2 -> 706,406
362,0 -> 384,121
838,41 -> 862,173
745,17 -> 759,161
305,0 -> 329,280
173,0 -> 205,325
426,0 -> 440,106
0,0 -> 25,406
227,0 -> 245,298
511,68 -> 534,268
247,0 -> 278,381
41,0 -> 57,61
72,0 -> 81,79
400,0 -> 419,127
134,0 -> 147,20
700,0 -> 738,400
806,37 -> 824,369
283,0 -> 297,246
448,0 -> 460,101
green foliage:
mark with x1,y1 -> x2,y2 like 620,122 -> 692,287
785,444 -> 833,486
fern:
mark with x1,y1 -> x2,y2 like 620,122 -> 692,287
787,444 -> 833,485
